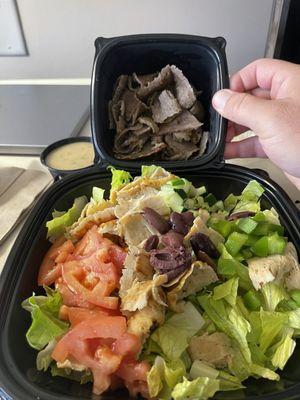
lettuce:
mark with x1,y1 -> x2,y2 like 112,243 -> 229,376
213,277 -> 239,307
92,186 -> 104,203
22,287 -> 69,350
147,356 -> 186,399
36,339 -> 56,371
271,333 -> 296,370
46,195 -> 87,240
108,166 -> 132,191
288,308 -> 300,329
250,363 -> 279,381
261,282 -> 288,311
197,295 -> 251,364
50,364 -> 92,384
259,309 -> 288,353
151,302 -> 205,360
224,180 -> 264,214
141,165 -> 167,177
171,376 -> 219,400
217,244 -> 252,291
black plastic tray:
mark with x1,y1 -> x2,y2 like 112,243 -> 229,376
0,164 -> 300,400
91,34 -> 228,171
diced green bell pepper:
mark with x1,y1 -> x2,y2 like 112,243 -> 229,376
241,248 -> 253,259
244,235 -> 259,247
225,232 -> 248,256
211,220 -> 233,238
237,217 -> 258,234
243,290 -> 261,311
251,236 -> 269,257
268,233 -> 286,255
205,193 -> 218,206
253,221 -> 284,236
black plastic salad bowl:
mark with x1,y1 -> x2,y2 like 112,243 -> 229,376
0,165 -> 300,400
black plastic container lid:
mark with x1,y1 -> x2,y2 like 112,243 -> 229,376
91,34 -> 229,171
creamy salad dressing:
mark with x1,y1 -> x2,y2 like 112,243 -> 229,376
46,142 -> 94,170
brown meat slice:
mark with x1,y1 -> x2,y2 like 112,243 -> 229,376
158,110 -> 202,135
116,139 -> 166,160
188,332 -> 233,368
151,90 -> 182,123
133,72 -> 158,86
163,134 -> 200,160
121,89 -> 148,124
189,100 -> 205,121
137,116 -> 159,134
114,124 -> 150,155
136,65 -> 173,100
173,129 -> 202,144
111,100 -> 126,134
171,65 -> 196,109
112,75 -> 128,103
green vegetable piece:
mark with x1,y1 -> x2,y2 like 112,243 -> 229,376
286,299 -> 299,310
109,166 -> 132,191
244,234 -> 259,247
172,376 -> 219,400
242,180 -> 265,199
253,221 -> 284,236
261,282 -> 288,311
141,165 -> 166,177
252,212 -> 266,222
46,195 -> 87,239
243,290 -> 261,311
205,193 -> 217,206
161,184 -> 184,212
241,248 -> 253,259
151,302 -> 205,360
92,186 -> 104,203
224,193 -> 239,212
237,217 -> 258,234
290,290 -> 300,307
211,220 -> 233,238
252,236 -> 269,257
268,233 -> 286,255
225,231 -> 248,256
271,332 -> 296,370
22,288 -> 69,350
213,277 -> 239,306
217,244 -> 252,291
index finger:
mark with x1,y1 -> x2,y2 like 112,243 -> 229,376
230,58 -> 300,99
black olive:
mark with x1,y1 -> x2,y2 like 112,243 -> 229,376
227,211 -> 255,221
170,212 -> 190,235
161,230 -> 184,248
142,207 -> 170,234
144,235 -> 159,252
196,250 -> 216,270
190,232 -> 220,259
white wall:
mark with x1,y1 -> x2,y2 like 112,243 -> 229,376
0,0 -> 274,79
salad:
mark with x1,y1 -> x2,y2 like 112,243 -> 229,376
22,166 -> 300,399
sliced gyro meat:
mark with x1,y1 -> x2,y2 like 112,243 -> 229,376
170,65 -> 197,109
151,90 -> 181,123
136,65 -> 173,100
158,110 -> 202,136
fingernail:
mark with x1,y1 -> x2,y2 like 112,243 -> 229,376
212,89 -> 233,111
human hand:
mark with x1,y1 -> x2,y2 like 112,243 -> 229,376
212,58 -> 300,189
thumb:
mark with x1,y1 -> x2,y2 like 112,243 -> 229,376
212,89 -> 277,135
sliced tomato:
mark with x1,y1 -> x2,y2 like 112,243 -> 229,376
52,315 -> 127,362
116,360 -> 150,399
108,245 -> 127,272
52,315 -> 127,395
54,239 -> 75,263
56,279 -> 92,309
62,261 -> 119,309
38,236 -> 66,286
59,305 -> 109,325
112,332 -> 141,358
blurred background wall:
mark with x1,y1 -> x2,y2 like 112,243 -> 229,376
0,0 -> 274,79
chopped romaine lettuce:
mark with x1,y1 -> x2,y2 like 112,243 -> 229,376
22,287 -> 69,350
92,186 -> 104,203
108,166 -> 132,192
259,309 -> 288,353
36,339 -> 56,371
172,376 -> 219,400
271,332 -> 296,370
46,195 -> 87,240
141,165 -> 167,177
212,277 -> 239,307
151,302 -> 205,360
160,184 -> 184,213
261,282 -> 288,311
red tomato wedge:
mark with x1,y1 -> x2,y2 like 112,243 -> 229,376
52,315 -> 128,395
59,305 -> 121,325
38,237 -> 74,286
112,333 -> 141,358
116,360 -> 150,399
